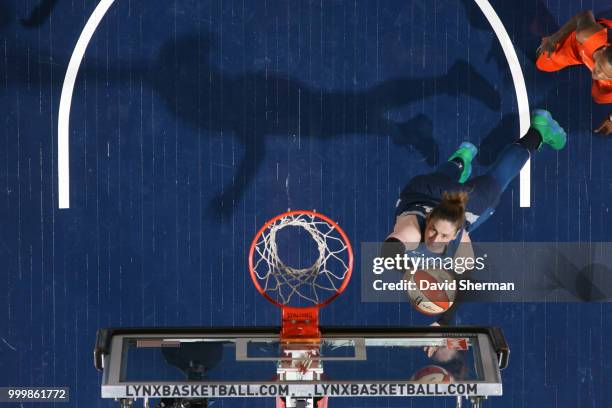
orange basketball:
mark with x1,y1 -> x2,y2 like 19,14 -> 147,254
410,365 -> 454,383
405,269 -> 456,316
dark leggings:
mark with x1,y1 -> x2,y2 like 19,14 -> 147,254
435,131 -> 537,324
436,142 -> 530,232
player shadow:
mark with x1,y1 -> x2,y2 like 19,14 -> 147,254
0,3 -> 15,31
20,0 -> 60,27
146,33 -> 500,216
538,254 -> 612,302
476,114 -> 519,166
0,30 -> 501,216
0,0 -> 59,29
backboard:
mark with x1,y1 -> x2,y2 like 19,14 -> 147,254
94,326 -> 509,408
95,211 -> 509,408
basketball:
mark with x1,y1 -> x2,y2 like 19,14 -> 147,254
410,365 -> 454,383
404,269 -> 456,316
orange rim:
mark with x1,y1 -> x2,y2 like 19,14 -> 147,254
248,209 -> 353,309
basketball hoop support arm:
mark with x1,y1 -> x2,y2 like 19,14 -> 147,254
281,307 -> 321,341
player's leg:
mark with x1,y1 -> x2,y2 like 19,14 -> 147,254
466,109 -> 567,231
488,109 -> 566,191
436,142 -> 478,183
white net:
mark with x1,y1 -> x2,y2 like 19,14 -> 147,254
251,212 -> 351,306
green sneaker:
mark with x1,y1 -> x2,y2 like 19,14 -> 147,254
530,109 -> 567,150
448,142 -> 478,183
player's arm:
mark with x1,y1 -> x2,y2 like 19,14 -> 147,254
386,214 -> 421,251
574,10 -> 605,44
537,10 -> 602,57
453,231 -> 475,272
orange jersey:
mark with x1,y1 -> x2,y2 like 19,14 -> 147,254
536,19 -> 612,104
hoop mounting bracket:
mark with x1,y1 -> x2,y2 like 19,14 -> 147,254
281,307 -> 320,341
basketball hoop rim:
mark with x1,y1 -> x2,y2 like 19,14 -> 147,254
248,209 -> 354,310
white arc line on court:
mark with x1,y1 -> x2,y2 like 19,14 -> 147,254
57,0 -> 531,209
473,0 -> 531,207
57,0 -> 116,209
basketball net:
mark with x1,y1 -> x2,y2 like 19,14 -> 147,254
250,211 -> 353,341
251,212 -> 351,305
250,211 -> 349,408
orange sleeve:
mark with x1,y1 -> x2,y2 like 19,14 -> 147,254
535,32 -> 582,72
592,81 -> 612,104
580,28 -> 608,57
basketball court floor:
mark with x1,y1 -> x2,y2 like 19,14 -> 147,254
1,0 -> 612,406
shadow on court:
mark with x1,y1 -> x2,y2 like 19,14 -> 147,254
0,0 -> 59,29
4,0 -> 611,208
539,254 -> 612,302
147,34 -> 500,216
0,2 -> 14,30
0,23 -> 501,217
20,0 -> 60,27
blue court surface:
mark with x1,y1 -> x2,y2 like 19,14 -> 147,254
1,0 -> 612,406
